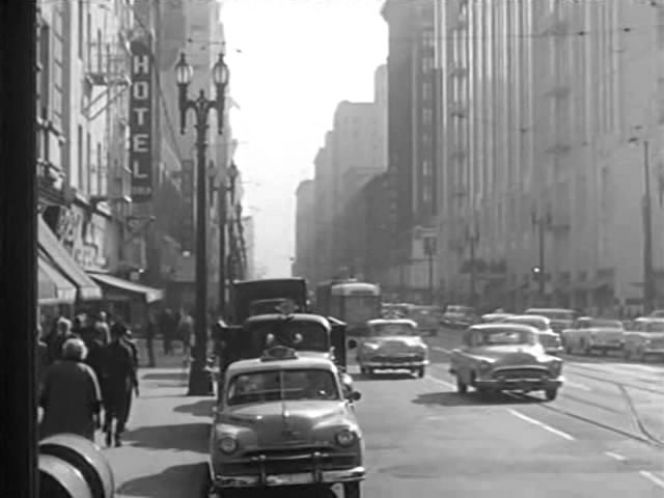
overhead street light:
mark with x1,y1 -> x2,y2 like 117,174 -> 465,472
175,51 -> 229,396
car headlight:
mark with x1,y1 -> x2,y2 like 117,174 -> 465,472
363,342 -> 379,350
218,436 -> 238,454
479,360 -> 492,372
548,360 -> 562,376
335,429 -> 356,447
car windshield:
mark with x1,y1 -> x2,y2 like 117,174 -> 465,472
369,322 -> 417,336
246,322 -> 329,352
644,321 -> 664,332
227,369 -> 340,406
589,319 -> 624,329
472,328 -> 535,346
505,317 -> 547,330
447,306 -> 473,314
527,310 -> 574,321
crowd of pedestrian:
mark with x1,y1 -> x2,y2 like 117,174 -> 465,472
37,311 -> 139,447
36,307 -> 198,447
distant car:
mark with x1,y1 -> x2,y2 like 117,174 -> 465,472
353,318 -> 429,378
498,315 -> 563,355
449,323 -> 564,401
208,346 -> 365,497
481,312 -> 515,323
407,305 -> 443,336
623,317 -> 664,361
524,308 -> 577,334
441,305 -> 478,329
561,317 -> 625,356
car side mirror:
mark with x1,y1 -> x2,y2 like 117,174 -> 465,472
347,390 -> 361,402
348,339 -> 357,349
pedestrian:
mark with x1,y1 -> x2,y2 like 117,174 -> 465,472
159,308 -> 174,355
36,325 -> 49,388
103,322 -> 139,447
94,311 -> 111,346
39,338 -> 102,441
178,311 -> 194,357
44,317 -> 77,365
145,310 -> 157,368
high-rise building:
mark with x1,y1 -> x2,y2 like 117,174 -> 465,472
382,0 -> 439,302
435,0 -> 664,313
293,180 -> 315,282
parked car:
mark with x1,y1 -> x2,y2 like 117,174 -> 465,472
623,317 -> 664,361
560,317 -> 625,356
352,318 -> 429,377
441,305 -> 478,329
449,323 -> 564,401
524,308 -> 578,334
208,346 -> 365,497
498,315 -> 563,355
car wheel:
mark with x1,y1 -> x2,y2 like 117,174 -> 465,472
456,376 -> 468,394
343,481 -> 361,498
544,388 -> 558,401
417,367 -> 425,378
476,387 -> 491,398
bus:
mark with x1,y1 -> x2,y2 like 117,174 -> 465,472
316,280 -> 382,335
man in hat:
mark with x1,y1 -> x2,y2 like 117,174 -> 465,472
103,322 -> 139,447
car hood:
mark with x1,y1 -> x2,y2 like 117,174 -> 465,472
362,336 -> 425,348
218,400 -> 352,447
469,345 -> 549,363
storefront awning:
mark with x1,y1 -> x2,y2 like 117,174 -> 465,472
38,252 -> 77,305
38,217 -> 102,301
88,273 -> 164,304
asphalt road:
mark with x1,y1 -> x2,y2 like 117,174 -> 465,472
108,336 -> 664,498
351,328 -> 664,497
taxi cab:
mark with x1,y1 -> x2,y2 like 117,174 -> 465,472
449,323 -> 564,401
352,318 -> 429,378
208,346 -> 365,498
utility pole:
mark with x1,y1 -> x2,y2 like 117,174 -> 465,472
643,140 -> 655,314
423,234 -> 437,305
531,210 -> 552,305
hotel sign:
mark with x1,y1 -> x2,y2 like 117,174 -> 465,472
130,39 -> 153,201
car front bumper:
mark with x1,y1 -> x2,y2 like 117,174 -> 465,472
475,377 -> 563,391
212,466 -> 366,489
360,359 -> 429,369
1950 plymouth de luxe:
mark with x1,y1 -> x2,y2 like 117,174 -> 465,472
449,323 -> 564,401
352,318 -> 429,378
208,346 -> 364,498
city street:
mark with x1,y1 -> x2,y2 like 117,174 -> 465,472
105,333 -> 664,497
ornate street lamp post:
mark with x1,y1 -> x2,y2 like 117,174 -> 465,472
175,52 -> 229,396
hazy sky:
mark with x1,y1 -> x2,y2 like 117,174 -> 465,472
220,0 -> 388,278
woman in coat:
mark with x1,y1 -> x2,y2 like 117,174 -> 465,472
39,338 -> 102,441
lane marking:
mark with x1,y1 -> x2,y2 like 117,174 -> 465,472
425,375 -> 457,390
431,346 -> 453,354
507,409 -> 576,441
639,470 -> 664,489
604,451 -> 627,461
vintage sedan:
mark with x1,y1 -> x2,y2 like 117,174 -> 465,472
561,317 -> 625,356
208,346 -> 364,498
481,312 -> 515,324
352,318 -> 429,377
441,304 -> 478,329
623,317 -> 664,361
449,323 -> 564,401
499,315 -> 563,355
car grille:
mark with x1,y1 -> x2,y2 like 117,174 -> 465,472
539,336 -> 560,348
370,354 -> 423,363
492,368 -> 549,380
221,447 -> 358,475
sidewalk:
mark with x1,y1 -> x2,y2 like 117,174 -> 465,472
101,341 -> 217,498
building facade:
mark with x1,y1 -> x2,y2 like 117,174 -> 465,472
435,0 -> 664,314
382,0 -> 440,301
